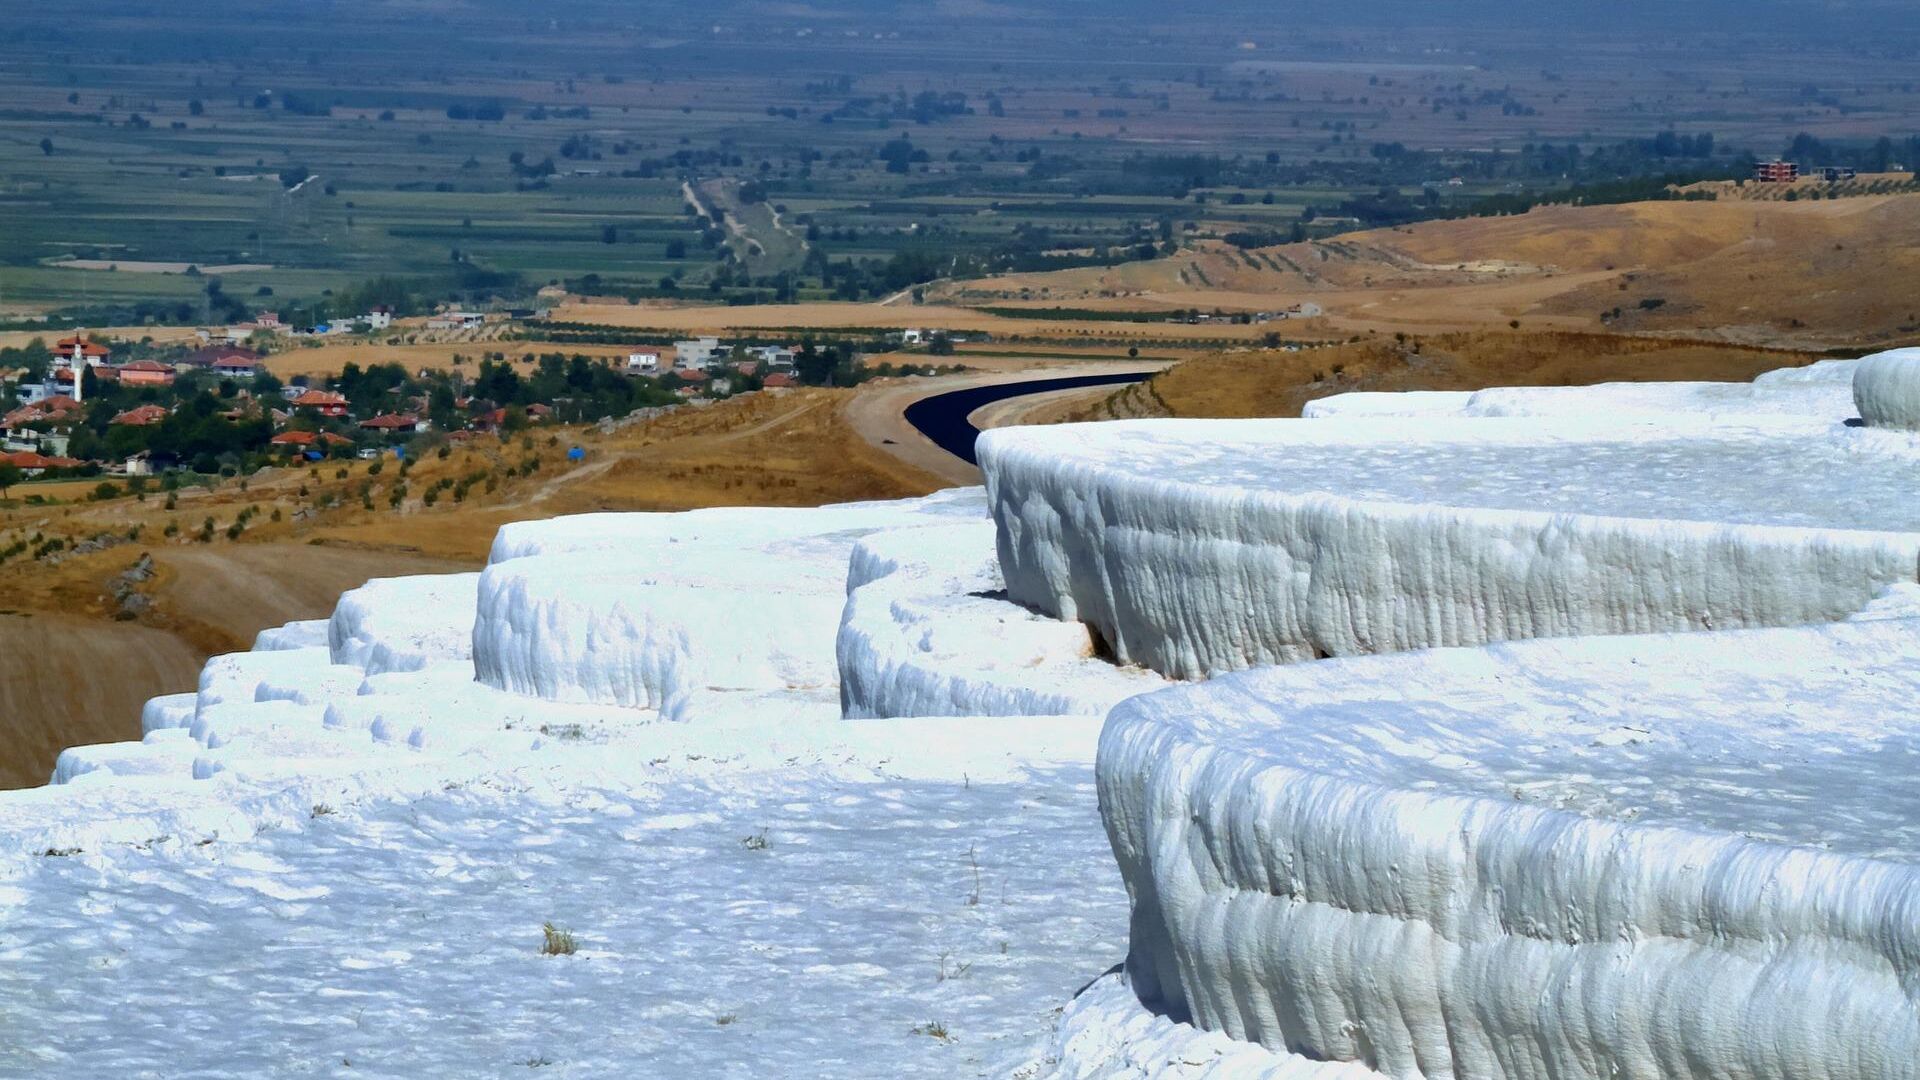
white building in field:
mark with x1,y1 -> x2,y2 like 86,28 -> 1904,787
625,349 -> 661,374
366,306 -> 393,330
673,338 -> 724,368
751,345 -> 796,369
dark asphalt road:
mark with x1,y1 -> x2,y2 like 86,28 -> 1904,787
902,372 -> 1149,465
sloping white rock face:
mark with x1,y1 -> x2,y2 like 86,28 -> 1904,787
328,573 -> 480,674
981,414 -> 1920,678
838,523 -> 1168,717
472,492 -> 990,718
1299,390 -> 1475,419
1047,974 -> 1386,1080
1099,619 -> 1920,1078
1304,354 -> 1866,422
251,619 -> 331,651
1852,348 -> 1920,430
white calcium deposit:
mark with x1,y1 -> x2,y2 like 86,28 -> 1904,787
838,522 -> 1169,718
980,410 -> 1920,678
471,493 -> 988,718
327,573 -> 480,674
12,352 -> 1920,1077
1098,619 -> 1920,1078
1852,348 -> 1920,430
1304,355 -> 1865,422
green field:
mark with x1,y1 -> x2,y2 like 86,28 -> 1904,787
2,0 -> 1917,323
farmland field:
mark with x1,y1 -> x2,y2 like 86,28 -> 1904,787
2,0 -> 1917,331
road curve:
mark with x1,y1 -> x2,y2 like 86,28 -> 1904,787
903,372 -> 1150,466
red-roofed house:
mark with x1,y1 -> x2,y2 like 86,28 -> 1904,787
115,359 -> 176,387
289,389 -> 350,417
5,396 -> 82,429
54,336 -> 112,365
183,345 -> 262,370
762,372 -> 799,388
212,354 -> 262,379
270,430 -> 354,450
111,404 -> 170,427
0,450 -> 82,474
359,413 -> 426,434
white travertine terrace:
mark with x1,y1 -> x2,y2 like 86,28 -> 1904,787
837,523 -> 1168,718
1852,348 -> 1920,430
1096,620 -> 1920,1078
980,409 -> 1920,678
11,348 -> 1920,1077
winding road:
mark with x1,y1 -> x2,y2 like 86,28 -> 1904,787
903,372 -> 1151,466
845,362 -> 1163,484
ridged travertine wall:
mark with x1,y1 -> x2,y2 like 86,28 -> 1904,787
979,422 -> 1920,679
1852,349 -> 1920,430
837,523 -> 1166,718
1098,623 -> 1920,1079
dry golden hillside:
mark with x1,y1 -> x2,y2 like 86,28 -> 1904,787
938,192 -> 1920,349
1053,331 -> 1820,422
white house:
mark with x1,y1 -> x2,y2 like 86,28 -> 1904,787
673,337 -> 724,368
426,311 -> 485,331
752,345 -> 796,369
625,349 -> 661,374
366,306 -> 393,330
900,329 -> 927,346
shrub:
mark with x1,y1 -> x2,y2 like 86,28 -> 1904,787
540,922 -> 577,956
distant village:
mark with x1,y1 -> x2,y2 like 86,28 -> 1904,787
1,311 -> 950,482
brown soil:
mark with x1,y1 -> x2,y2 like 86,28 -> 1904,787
0,613 -> 205,789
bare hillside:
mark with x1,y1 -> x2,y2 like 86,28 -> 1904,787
939,194 -> 1920,348
0,614 -> 202,788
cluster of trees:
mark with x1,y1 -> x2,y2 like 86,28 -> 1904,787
60,368 -> 280,468
1463,173 -> 1723,217
433,355 -> 680,426
1782,133 -> 1920,174
445,100 -> 507,122
877,137 -> 934,175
